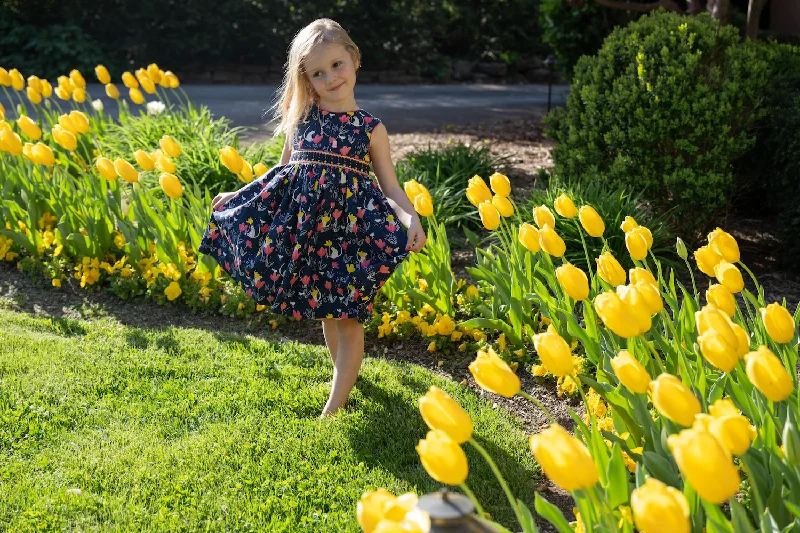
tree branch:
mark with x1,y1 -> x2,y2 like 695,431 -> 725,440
746,0 -> 767,40
593,0 -> 683,12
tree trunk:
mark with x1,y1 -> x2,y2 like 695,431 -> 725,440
746,0 -> 767,40
686,0 -> 702,14
593,0 -> 682,12
707,0 -> 731,24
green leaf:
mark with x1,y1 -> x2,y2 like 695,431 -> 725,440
605,444 -> 630,509
516,499 -> 540,533
534,493 -> 572,533
731,499 -> 756,533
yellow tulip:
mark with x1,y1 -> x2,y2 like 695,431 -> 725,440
0,68 -> 10,86
706,284 -> 736,318
478,202 -> 500,231
416,429 -> 468,485
761,302 -> 795,344
404,179 -> 423,200
0,102 -> 4,120
57,114 -> 78,136
357,489 -> 397,533
529,424 -> 599,491
69,69 -> 86,89
714,261 -> 744,293
694,245 -> 722,277
54,130 -> 77,151
414,194 -> 434,217
95,65 -> 111,85
698,329 -> 740,372
611,350 -> 651,394
96,157 -> 118,181
140,77 -> 156,94
129,88 -> 145,105
254,162 -> 268,176
17,116 -> 42,140
122,71 -> 139,89
147,63 -> 162,83
155,155 -> 177,174
159,135 -> 182,158
620,215 -> 638,233
596,251 -> 626,287
9,68 -> 24,91
631,478 -> 690,533
617,285 -> 652,334
579,205 -> 604,237
159,172 -> 183,199
114,158 -> 139,183
220,146 -> 244,174
537,225 -> 564,257
633,280 -> 663,315
468,347 -> 520,397
22,142 -> 34,162
625,227 -> 650,261
667,426 -> 740,504
708,228 -> 740,263
594,291 -> 641,338
31,142 -> 55,166
26,75 -> 42,93
629,267 -> 657,287
72,88 -> 86,103
418,386 -> 473,444
533,205 -> 555,229
744,346 -> 793,402
40,79 -> 52,98
55,86 -> 71,101
703,401 -> 756,456
0,128 -> 22,155
133,149 -> 155,171
492,194 -> 514,217
489,172 -> 511,197
732,323 -> 750,358
533,325 -> 574,377
164,281 -> 182,301
554,193 -> 577,218
650,374 -> 701,427
518,223 -> 540,253
695,304 -> 738,343
135,68 -> 150,84
165,71 -> 180,88
105,83 -> 120,99
26,86 -> 42,105
556,263 -> 589,301
69,111 -> 90,134
466,175 -> 492,207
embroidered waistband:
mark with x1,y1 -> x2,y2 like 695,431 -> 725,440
289,149 -> 371,176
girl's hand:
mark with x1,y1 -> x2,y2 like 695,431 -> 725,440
211,191 -> 237,211
405,216 -> 427,253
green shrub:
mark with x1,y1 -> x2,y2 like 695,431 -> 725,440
515,176 -> 678,272
545,11 -> 771,236
395,143 -> 509,231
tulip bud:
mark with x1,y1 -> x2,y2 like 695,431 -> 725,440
706,413 -> 755,456
55,86 -> 71,101
620,216 -> 638,233
489,172 -> 511,197
708,228 -> 740,263
0,68 -> 10,86
418,386 -> 473,443
133,150 -> 155,171
697,329 -> 740,372
731,323 -> 750,358
69,69 -> 86,89
529,424 -> 599,491
17,116 -> 42,140
254,162 -> 268,176
631,478 -> 690,533
105,83 -> 120,99
694,245 -> 722,277
629,267 -> 657,288
617,285 -> 652,334
706,284 -> 736,318
744,346 -> 794,402
695,305 -> 740,351
414,194 -> 434,217
556,263 -> 589,301
594,291 -> 641,338
54,130 -> 77,151
667,426 -> 740,504
69,111 -> 90,134
22,142 -> 35,162
9,69 -> 24,91
466,175 -> 493,207
416,429 -> 468,485
611,350 -> 651,393
533,205 -> 555,229
159,135 -> 182,158
714,261 -> 744,293
760,302 -> 795,344
0,128 -> 22,155
782,410 -> 800,465
538,225 -> 565,257
129,88 -> 145,105
468,347 -> 520,397
625,227 -> 650,260
73,87 -> 87,104
140,77 -> 156,95
579,205 -> 604,237
357,489 -> 397,533
165,71 -> 180,88
596,251 -> 626,287
676,237 -> 688,260
159,172 -> 183,199
96,157 -> 118,181
554,193 -> 577,218
155,155 -> 177,174
633,280 -> 662,315
30,142 -> 53,166
147,63 -> 162,83
492,194 -> 514,217
650,374 -> 701,427
532,325 -> 574,377
114,158 -> 139,183
518,223 -> 540,253
220,146 -> 244,174
94,65 -> 111,85
404,179 -> 423,200
478,201 -> 500,231
122,71 -> 139,89
26,86 -> 42,105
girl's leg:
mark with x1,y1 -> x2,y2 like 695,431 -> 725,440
321,319 -> 339,365
321,318 -> 364,416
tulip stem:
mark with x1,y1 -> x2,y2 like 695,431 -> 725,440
574,219 -> 595,283
518,390 -> 557,424
682,257 -> 698,300
737,261 -> 763,302
468,437 -> 527,529
459,483 -> 486,517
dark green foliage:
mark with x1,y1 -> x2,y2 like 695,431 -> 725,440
545,11 -> 771,236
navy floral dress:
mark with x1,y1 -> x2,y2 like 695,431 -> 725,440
199,103 -> 409,322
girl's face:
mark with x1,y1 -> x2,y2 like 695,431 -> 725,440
304,42 -> 357,108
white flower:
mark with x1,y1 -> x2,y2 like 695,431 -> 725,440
91,99 -> 104,111
146,101 -> 166,115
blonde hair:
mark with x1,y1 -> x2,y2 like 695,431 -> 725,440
272,19 -> 361,138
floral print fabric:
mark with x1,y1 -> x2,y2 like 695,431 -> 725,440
199,103 -> 409,322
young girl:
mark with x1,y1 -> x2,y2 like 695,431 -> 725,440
199,19 -> 426,417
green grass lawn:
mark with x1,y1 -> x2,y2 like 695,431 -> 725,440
0,307 -> 540,532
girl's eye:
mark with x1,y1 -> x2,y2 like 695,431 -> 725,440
313,71 -> 323,77
333,61 -> 342,68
